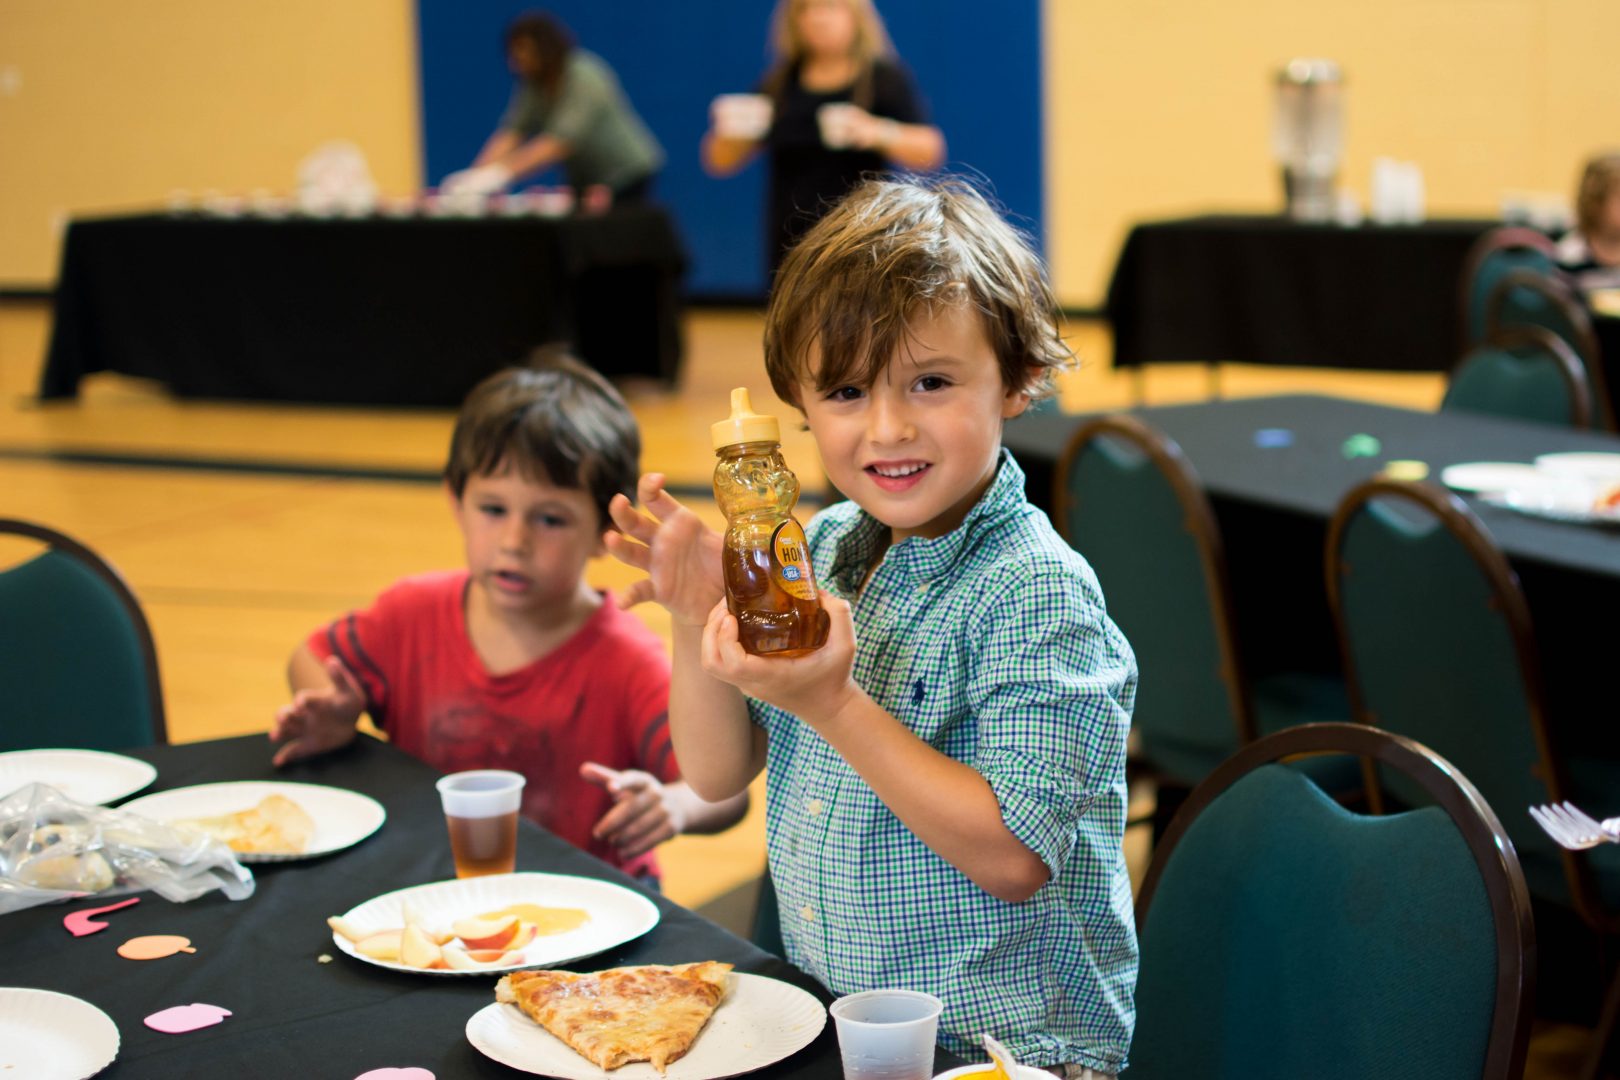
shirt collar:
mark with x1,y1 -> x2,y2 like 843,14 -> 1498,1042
826,449 -> 1027,590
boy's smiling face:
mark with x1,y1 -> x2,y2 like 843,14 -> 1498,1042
448,463 -> 604,620
800,302 -> 1030,545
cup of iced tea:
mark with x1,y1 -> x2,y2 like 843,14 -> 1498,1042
436,770 -> 525,878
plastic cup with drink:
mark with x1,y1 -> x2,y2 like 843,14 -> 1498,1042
712,93 -> 773,140
830,989 -> 943,1080
816,103 -> 864,149
436,770 -> 525,878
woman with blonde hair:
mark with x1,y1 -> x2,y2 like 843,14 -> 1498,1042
702,0 -> 945,280
1557,151 -> 1620,291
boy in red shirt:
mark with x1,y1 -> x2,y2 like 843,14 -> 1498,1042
270,354 -> 747,881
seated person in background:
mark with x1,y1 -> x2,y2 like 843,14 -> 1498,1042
1557,151 -> 1620,292
442,10 -> 664,204
270,351 -> 746,883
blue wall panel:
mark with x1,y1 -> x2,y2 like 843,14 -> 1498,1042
417,2 -> 1042,299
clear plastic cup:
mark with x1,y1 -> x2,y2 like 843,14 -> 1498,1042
830,989 -> 943,1080
436,770 -> 525,878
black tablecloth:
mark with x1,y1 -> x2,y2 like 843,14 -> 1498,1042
0,735 -> 961,1078
1106,215 -> 1498,372
1004,394 -> 1620,754
40,209 -> 687,406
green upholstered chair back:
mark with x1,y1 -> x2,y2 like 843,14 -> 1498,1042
0,519 -> 166,751
1485,269 -> 1613,430
1131,722 -> 1533,1080
1460,226 -> 1558,347
1442,323 -> 1594,428
1053,416 -> 1250,788
1324,481 -> 1600,913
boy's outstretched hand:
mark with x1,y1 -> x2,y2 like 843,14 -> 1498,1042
580,762 -> 684,858
700,593 -> 862,729
604,474 -> 725,627
270,655 -> 365,767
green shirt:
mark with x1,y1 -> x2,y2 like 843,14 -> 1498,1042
748,452 -> 1139,1072
501,50 -> 663,191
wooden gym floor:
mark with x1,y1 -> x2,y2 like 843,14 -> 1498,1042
2,298 -> 1587,1072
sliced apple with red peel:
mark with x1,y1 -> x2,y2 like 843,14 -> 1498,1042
402,902 -> 455,945
502,923 -> 538,952
327,915 -> 371,944
400,923 -> 442,969
354,929 -> 403,961
442,943 -> 515,971
451,913 -> 521,950
464,948 -> 513,963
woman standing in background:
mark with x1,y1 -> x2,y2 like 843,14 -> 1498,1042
701,0 -> 946,280
443,10 -> 664,203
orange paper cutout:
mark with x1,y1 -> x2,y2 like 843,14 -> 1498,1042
118,934 -> 198,960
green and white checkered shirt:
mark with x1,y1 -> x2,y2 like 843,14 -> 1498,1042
748,452 -> 1139,1072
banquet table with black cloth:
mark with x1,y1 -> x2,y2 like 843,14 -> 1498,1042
1004,394 -> 1620,762
0,734 -> 956,1078
39,207 -> 686,407
1107,215 -> 1498,372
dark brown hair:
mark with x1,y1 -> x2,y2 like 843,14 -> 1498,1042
505,10 -> 575,99
444,347 -> 639,528
763,175 -> 1072,405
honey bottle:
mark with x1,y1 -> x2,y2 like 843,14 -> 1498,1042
711,388 -> 830,657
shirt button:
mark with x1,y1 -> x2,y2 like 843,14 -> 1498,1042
800,905 -> 816,922
807,798 -> 823,816
916,581 -> 930,593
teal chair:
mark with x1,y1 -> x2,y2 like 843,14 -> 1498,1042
1131,722 -> 1534,1080
1442,323 -> 1594,428
0,519 -> 166,751
1485,268 -> 1613,430
1053,416 -> 1352,815
1327,480 -> 1620,1078
1459,225 -> 1558,348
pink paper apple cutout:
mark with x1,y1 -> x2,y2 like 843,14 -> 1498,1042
63,897 -> 141,937
145,1003 -> 232,1033
353,1070 -> 436,1080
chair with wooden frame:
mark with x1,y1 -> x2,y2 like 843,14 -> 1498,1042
1442,322 -> 1595,429
1129,722 -> 1534,1080
1485,268 -> 1613,430
1052,415 -> 1353,831
0,518 -> 167,751
1327,480 -> 1620,1079
1459,225 -> 1559,348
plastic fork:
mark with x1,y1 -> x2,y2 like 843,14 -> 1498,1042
1528,802 -> 1620,851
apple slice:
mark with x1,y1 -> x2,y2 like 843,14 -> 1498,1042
400,923 -> 442,969
441,943 -> 517,971
503,923 -> 538,952
452,913 -> 521,951
326,915 -> 372,944
402,902 -> 455,945
354,929 -> 403,961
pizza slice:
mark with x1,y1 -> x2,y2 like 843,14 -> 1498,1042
495,961 -> 733,1073
174,794 -> 315,854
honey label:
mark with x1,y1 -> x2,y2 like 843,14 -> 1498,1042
770,520 -> 817,601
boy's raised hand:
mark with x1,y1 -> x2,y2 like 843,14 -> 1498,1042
605,474 -> 725,627
580,762 -> 681,858
699,593 -> 861,728
269,655 -> 365,767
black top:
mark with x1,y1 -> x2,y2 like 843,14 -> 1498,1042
762,57 -> 929,277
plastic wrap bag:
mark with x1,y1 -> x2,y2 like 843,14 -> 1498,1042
0,783 -> 254,915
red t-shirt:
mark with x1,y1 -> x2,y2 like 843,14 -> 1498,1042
307,570 -> 676,878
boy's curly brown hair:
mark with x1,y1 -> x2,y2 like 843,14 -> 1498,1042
444,346 -> 638,528
1576,151 -> 1620,240
763,176 -> 1072,407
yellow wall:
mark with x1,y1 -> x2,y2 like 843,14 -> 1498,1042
7,1 -> 1620,303
1045,0 -> 1620,307
0,0 -> 421,285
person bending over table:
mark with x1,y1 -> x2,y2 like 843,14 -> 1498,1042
701,0 -> 945,280
442,10 -> 665,204
269,351 -> 745,886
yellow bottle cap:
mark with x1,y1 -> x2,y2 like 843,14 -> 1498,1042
711,387 -> 780,449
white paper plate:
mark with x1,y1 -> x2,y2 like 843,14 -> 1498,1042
465,971 -> 826,1079
1533,452 -> 1620,484
0,749 -> 157,805
1438,462 -> 1548,494
119,780 -> 385,862
0,988 -> 119,1079
333,872 -> 661,976
1493,488 -> 1620,526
